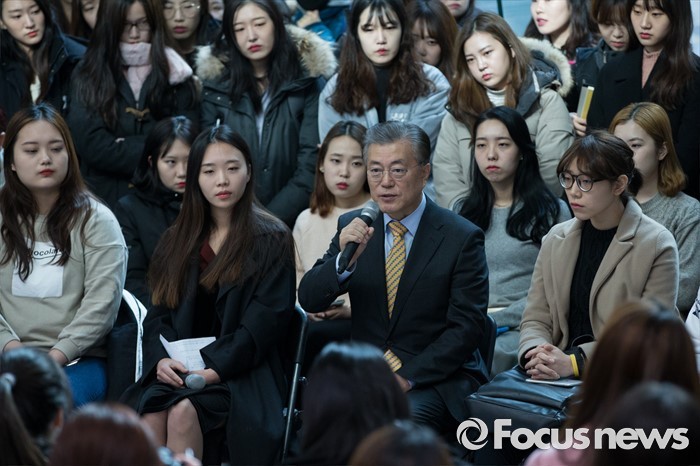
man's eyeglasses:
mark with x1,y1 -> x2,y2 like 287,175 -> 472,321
123,18 -> 150,34
367,164 -> 422,182
163,1 -> 201,19
559,172 -> 602,192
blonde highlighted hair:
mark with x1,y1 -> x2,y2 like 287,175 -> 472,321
609,102 -> 687,197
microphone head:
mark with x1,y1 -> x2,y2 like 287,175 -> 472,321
360,200 -> 380,223
185,373 -> 206,390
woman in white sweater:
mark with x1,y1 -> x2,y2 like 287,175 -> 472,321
293,121 -> 369,362
0,104 -> 127,407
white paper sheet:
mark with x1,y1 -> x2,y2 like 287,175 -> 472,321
159,335 -> 215,370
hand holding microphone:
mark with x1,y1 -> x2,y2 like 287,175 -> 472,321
338,201 -> 380,273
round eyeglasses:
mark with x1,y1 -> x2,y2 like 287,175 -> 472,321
163,1 -> 201,19
558,172 -> 602,192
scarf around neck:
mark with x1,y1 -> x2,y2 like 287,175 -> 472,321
120,42 -> 193,101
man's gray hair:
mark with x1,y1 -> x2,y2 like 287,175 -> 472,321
362,121 -> 431,165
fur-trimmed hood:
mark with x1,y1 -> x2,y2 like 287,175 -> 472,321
519,37 -> 574,98
195,24 -> 337,83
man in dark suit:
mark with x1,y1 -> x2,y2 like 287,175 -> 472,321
298,121 -> 489,432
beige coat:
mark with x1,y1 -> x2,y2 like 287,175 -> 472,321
433,38 -> 574,211
518,200 -> 679,362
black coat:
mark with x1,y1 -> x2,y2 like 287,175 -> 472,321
68,73 -> 199,210
587,48 -> 700,199
0,32 -> 85,120
115,189 -> 181,307
200,74 -> 322,227
299,199 -> 490,421
196,26 -> 337,227
125,229 -> 296,464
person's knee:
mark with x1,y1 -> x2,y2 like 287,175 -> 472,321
167,399 -> 198,432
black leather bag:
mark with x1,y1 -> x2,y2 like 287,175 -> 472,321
464,366 -> 580,465
466,366 -> 579,430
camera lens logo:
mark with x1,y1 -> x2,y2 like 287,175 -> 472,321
457,418 -> 489,450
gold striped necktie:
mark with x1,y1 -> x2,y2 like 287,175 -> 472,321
384,221 -> 408,372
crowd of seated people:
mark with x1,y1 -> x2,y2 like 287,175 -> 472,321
1,0 -> 699,463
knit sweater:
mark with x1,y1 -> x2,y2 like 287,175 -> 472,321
0,200 -> 127,361
486,199 -> 571,325
638,192 -> 700,315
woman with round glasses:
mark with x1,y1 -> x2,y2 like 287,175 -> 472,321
519,130 -> 679,381
68,0 -> 199,210
163,0 -> 220,68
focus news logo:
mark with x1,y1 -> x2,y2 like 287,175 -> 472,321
456,418 -> 690,451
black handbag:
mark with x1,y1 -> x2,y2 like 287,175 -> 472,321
467,366 -> 579,429
463,366 -> 580,465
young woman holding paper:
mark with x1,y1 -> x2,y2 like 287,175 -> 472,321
127,125 -> 295,463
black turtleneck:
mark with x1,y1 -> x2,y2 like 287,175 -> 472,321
567,220 -> 617,349
374,65 -> 391,123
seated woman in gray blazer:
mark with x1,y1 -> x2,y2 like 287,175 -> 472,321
519,130 -> 679,381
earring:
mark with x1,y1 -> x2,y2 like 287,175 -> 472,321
319,167 -> 325,173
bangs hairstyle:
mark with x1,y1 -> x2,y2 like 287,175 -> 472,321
216,0 -> 302,114
0,0 -> 59,106
524,0 -> 598,60
627,0 -> 697,109
450,12 -> 531,128
592,0 -> 627,24
74,0 -> 197,129
0,103 -> 92,281
149,125 -> 292,308
330,0 -> 432,115
609,102 -> 686,197
557,130 -> 639,201
310,121 -> 369,218
132,116 -> 199,194
460,106 -> 561,244
407,0 -> 458,80
567,300 -> 700,431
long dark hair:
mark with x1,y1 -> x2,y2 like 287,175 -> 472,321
450,12 -> 531,128
0,0 -> 59,106
407,0 -> 458,80
73,0 -> 192,129
0,347 -> 71,466
460,107 -> 561,244
0,104 -> 92,280
628,0 -> 698,110
310,121 -> 368,217
213,0 -> 302,114
524,0 -> 598,61
300,342 -> 410,465
148,124 -> 293,307
132,116 -> 198,195
330,0 -> 432,115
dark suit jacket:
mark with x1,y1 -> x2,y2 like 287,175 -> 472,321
587,48 -> 700,198
298,199 -> 489,420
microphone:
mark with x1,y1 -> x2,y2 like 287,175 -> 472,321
337,201 -> 380,274
184,373 -> 206,390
